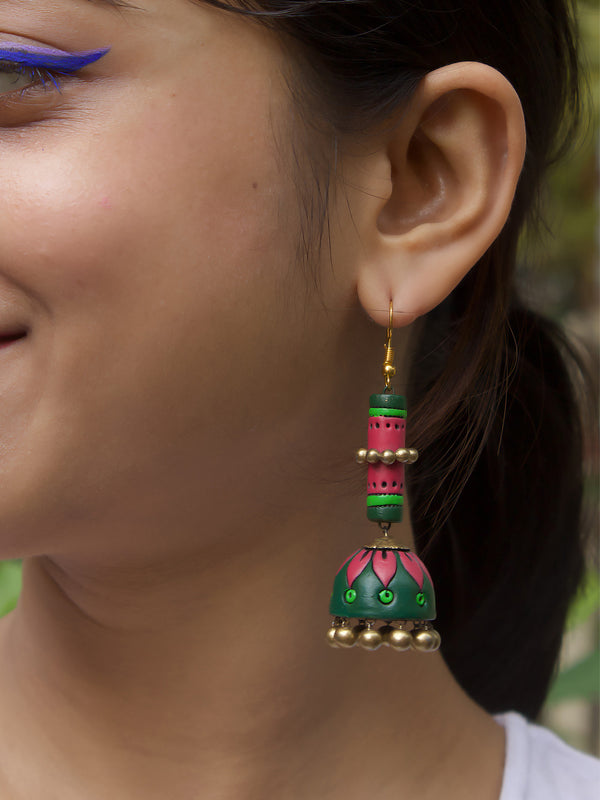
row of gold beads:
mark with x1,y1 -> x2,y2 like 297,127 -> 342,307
327,619 -> 441,652
355,447 -> 419,465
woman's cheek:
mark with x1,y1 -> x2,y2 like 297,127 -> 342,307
3,140 -> 282,320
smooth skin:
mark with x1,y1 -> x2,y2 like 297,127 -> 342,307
0,1 -> 525,798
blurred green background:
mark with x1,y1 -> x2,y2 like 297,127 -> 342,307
0,0 -> 598,759
518,0 -> 600,755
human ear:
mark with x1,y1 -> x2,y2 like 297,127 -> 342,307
341,62 -> 526,328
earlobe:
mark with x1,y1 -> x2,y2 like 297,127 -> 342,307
352,62 -> 526,328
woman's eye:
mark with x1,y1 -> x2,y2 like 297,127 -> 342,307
0,64 -> 32,94
0,45 -> 110,113
0,64 -> 54,95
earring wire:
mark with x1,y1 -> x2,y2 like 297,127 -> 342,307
383,299 -> 396,392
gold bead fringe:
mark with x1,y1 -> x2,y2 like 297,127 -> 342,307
355,447 -> 418,465
327,618 -> 441,652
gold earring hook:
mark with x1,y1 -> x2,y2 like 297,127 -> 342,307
383,299 -> 396,392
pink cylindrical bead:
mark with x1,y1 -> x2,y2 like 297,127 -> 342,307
367,416 -> 406,451
367,462 -> 405,495
367,415 -> 406,496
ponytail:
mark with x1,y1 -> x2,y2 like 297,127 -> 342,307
408,296 -> 595,717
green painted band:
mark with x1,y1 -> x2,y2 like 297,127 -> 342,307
367,494 -> 404,506
369,393 -> 406,410
368,408 -> 407,418
367,505 -> 403,523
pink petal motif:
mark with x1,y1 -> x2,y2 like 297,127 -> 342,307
346,549 -> 373,587
372,549 -> 397,588
337,548 -> 361,576
399,550 -> 424,589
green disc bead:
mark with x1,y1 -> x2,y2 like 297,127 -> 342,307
369,393 -> 406,411
367,494 -> 404,506
367,505 -> 403,523
368,407 -> 406,418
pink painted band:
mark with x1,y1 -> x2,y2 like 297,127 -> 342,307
367,462 -> 404,494
367,416 -> 406,451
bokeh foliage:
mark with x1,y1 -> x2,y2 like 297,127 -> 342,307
517,0 -> 598,323
0,560 -> 22,617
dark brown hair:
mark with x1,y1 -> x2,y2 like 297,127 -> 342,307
202,0 -> 596,718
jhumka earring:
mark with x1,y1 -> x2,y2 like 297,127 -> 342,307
327,300 -> 441,652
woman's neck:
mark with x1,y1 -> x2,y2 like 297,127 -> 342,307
0,505 -> 505,800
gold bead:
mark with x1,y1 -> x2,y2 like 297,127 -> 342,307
412,629 -> 439,652
383,364 -> 396,377
381,450 -> 395,465
429,629 -> 441,650
379,625 -> 393,645
357,628 -> 383,651
384,627 -> 413,651
395,448 -> 408,462
352,622 -> 366,637
407,448 -> 419,464
355,448 -> 368,464
366,449 -> 380,464
326,627 -> 340,648
334,625 -> 357,648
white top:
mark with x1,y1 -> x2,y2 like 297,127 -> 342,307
495,711 -> 600,800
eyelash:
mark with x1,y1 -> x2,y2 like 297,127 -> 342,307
0,46 -> 109,105
0,62 -> 66,96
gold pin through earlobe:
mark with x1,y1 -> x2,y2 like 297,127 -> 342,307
383,298 -> 396,391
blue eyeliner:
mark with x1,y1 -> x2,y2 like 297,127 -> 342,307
0,43 -> 110,73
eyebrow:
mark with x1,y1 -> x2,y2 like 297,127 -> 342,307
87,0 -> 144,9
2,0 -> 145,9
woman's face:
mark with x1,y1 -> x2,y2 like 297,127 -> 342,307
0,0 -> 354,559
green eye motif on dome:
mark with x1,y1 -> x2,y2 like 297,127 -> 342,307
330,548 -> 436,621
378,589 -> 394,605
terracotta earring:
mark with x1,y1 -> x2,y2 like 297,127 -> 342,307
327,300 -> 441,652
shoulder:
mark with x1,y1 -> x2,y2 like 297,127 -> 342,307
494,711 -> 600,800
